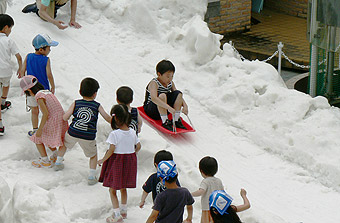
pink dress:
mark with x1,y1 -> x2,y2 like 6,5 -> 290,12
30,90 -> 68,148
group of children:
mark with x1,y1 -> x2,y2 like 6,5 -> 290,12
0,13 -> 251,223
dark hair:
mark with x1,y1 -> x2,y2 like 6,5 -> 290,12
0,14 -> 14,31
79,77 -> 99,97
156,60 -> 175,75
24,79 -> 45,96
154,150 -> 173,166
210,206 -> 242,223
110,104 -> 131,129
164,174 -> 178,184
116,86 -> 133,104
35,46 -> 47,51
199,156 -> 218,176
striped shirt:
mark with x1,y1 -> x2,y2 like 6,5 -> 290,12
144,78 -> 172,105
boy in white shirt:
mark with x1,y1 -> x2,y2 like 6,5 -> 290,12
0,14 -> 22,135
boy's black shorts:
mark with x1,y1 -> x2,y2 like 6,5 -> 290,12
143,90 -> 182,120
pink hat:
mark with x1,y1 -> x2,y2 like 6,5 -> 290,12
20,75 -> 38,95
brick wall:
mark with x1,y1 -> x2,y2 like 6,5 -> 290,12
205,0 -> 251,34
265,0 -> 308,18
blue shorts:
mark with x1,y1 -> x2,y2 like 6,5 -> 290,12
143,90 -> 182,120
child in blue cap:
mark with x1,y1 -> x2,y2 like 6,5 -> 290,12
209,189 -> 250,223
21,33 -> 58,137
146,160 -> 194,223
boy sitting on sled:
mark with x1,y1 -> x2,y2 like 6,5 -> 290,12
143,60 -> 188,131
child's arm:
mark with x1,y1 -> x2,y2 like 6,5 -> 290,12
191,188 -> 205,197
135,142 -> 141,154
98,105 -> 112,123
35,98 -> 48,137
20,55 -> 27,78
146,210 -> 159,223
69,0 -> 81,28
149,81 -> 175,114
46,59 -> 55,94
235,189 -> 250,212
139,191 -> 148,208
137,111 -> 143,133
171,82 -> 188,115
98,144 -> 115,166
15,53 -> 23,78
63,102 -> 75,121
183,205 -> 193,223
38,2 -> 68,30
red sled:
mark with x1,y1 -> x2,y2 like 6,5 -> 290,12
137,106 -> 195,135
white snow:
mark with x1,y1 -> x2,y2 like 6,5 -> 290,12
1,0 -> 340,222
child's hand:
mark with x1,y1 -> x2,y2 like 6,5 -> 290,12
139,200 -> 145,208
183,219 -> 192,223
54,20 -> 68,30
167,106 -> 175,115
97,159 -> 104,166
35,129 -> 42,137
69,20 -> 82,29
240,188 -> 247,197
17,69 -> 23,78
50,87 -> 55,94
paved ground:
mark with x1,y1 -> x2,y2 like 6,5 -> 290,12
222,9 -> 310,71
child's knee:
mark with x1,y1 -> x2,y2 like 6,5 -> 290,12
158,93 -> 167,101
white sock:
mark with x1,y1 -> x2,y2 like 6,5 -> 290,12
89,169 -> 96,177
120,204 -> 127,211
56,156 -> 64,164
160,115 -> 168,123
174,111 -> 181,121
41,156 -> 48,162
0,120 -> 3,128
113,208 -> 121,217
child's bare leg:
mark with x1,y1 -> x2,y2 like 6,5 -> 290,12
157,93 -> 168,116
31,106 -> 39,129
201,210 -> 210,223
57,145 -> 67,157
36,144 -> 48,157
109,188 -> 119,209
120,188 -> 127,205
89,154 -> 97,170
173,92 -> 183,111
1,85 -> 9,101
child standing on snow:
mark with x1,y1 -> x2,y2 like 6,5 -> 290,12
116,86 -> 142,134
20,75 -> 68,168
192,156 -> 224,223
98,104 -> 141,222
146,160 -> 194,223
209,189 -> 250,223
56,77 -> 111,185
0,14 -> 22,135
139,150 -> 180,208
143,60 -> 188,131
21,33 -> 58,136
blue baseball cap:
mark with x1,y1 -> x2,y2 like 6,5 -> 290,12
157,160 -> 178,184
32,34 -> 59,49
209,190 -> 233,215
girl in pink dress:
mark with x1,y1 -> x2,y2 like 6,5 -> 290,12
98,104 -> 141,223
20,75 -> 68,168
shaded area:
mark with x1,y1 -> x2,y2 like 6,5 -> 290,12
221,9 -> 310,71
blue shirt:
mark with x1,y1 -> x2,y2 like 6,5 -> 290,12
68,99 -> 100,140
26,53 -> 50,90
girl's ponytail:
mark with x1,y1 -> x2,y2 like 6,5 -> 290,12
110,104 -> 131,129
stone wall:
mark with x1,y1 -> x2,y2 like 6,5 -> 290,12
205,0 -> 251,34
265,0 -> 308,18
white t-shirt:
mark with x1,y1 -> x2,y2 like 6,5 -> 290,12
200,176 -> 224,210
0,33 -> 19,78
106,129 -> 140,154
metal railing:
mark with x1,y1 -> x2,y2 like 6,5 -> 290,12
229,41 -> 320,75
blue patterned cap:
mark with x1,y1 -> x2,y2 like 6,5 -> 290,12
157,160 -> 178,184
32,34 -> 59,49
209,190 -> 233,215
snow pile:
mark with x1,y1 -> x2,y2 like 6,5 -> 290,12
0,177 -> 14,223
